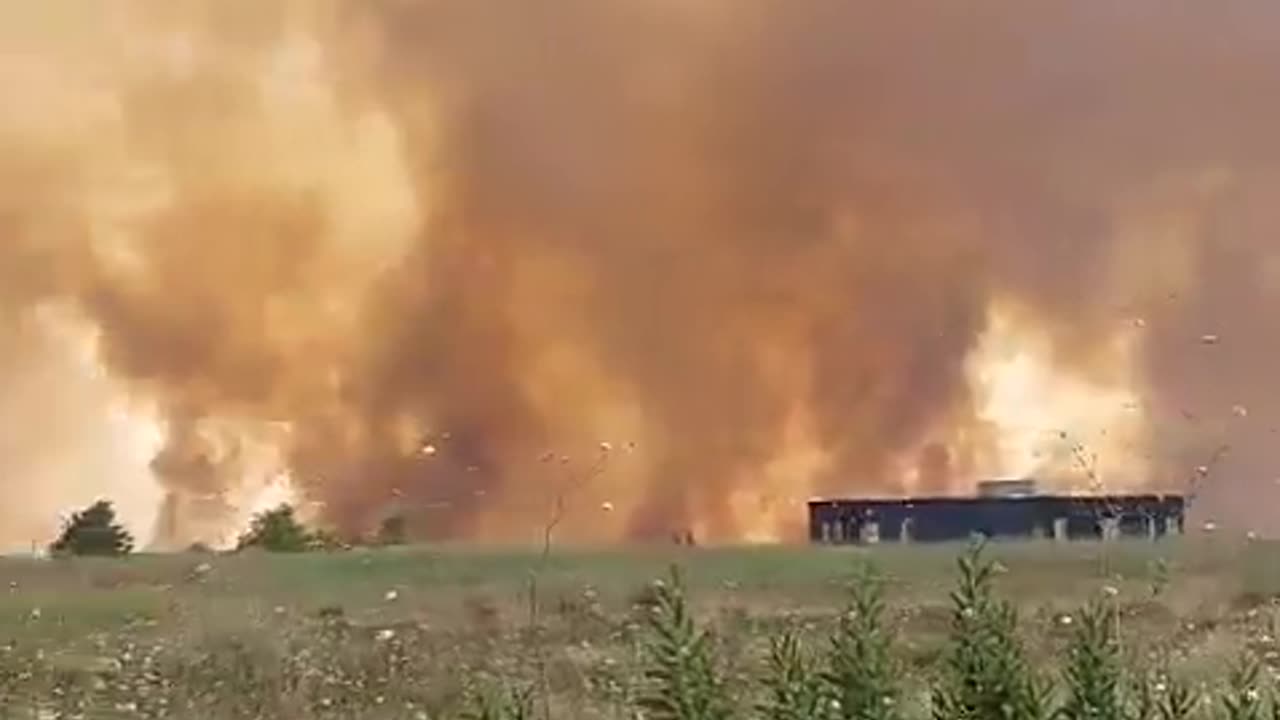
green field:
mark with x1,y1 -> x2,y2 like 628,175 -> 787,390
0,538 -> 1276,718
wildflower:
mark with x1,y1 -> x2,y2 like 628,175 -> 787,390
375,629 -> 396,642
384,589 -> 399,602
1102,585 -> 1119,597
599,441 -> 613,453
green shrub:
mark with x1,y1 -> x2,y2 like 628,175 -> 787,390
759,627 -> 825,720
638,565 -> 733,720
823,563 -> 902,720
932,540 -> 1052,720
48,500 -> 134,557
1222,653 -> 1266,720
463,682 -> 535,720
1060,598 -> 1123,720
377,513 -> 408,546
236,504 -> 315,553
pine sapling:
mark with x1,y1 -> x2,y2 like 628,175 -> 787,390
1154,674 -> 1200,720
638,565 -> 733,720
1127,667 -> 1156,720
463,682 -> 536,720
760,627 -> 826,720
932,540 -> 1052,720
1222,653 -> 1266,720
1060,598 -> 1124,720
823,563 -> 902,720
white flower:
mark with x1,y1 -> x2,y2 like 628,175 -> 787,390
420,444 -> 438,457
375,629 -> 396,642
599,441 -> 613,453
600,501 -> 615,512
385,589 -> 400,602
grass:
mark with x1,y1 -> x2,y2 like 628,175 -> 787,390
0,538 -> 1277,718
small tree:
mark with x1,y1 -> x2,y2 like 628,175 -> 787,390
933,540 -> 1052,720
236,504 -> 313,553
759,627 -> 825,720
1059,598 -> 1123,720
377,513 -> 408,547
824,563 -> 903,720
638,565 -> 733,720
49,500 -> 134,557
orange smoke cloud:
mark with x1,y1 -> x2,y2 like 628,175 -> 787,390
2,1 -> 1279,549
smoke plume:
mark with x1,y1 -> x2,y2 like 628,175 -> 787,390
2,0 -> 1278,548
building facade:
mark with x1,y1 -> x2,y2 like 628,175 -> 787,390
808,485 -> 1185,544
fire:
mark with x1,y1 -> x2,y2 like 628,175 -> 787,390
3,2 -> 1278,546
0,306 -> 165,553
966,303 -> 1151,494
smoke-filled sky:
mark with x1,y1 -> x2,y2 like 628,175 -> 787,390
1,0 -> 1278,549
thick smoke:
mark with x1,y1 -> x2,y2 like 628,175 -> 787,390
1,0 -> 1278,547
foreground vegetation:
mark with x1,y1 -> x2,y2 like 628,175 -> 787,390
1,537 -> 1278,718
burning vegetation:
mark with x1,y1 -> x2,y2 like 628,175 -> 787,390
1,1 -> 1279,549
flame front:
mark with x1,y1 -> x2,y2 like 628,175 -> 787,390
3,1 -> 1280,549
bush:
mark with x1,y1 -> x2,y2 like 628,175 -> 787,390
638,565 -> 733,720
759,627 -> 825,720
236,504 -> 316,553
377,513 -> 408,546
932,541 -> 1052,720
1059,598 -> 1123,720
48,500 -> 134,557
824,563 -> 902,720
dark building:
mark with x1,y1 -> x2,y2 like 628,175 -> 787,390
808,479 -> 1185,544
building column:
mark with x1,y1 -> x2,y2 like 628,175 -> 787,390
1053,517 -> 1068,542
861,521 -> 880,545
1100,517 -> 1119,541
